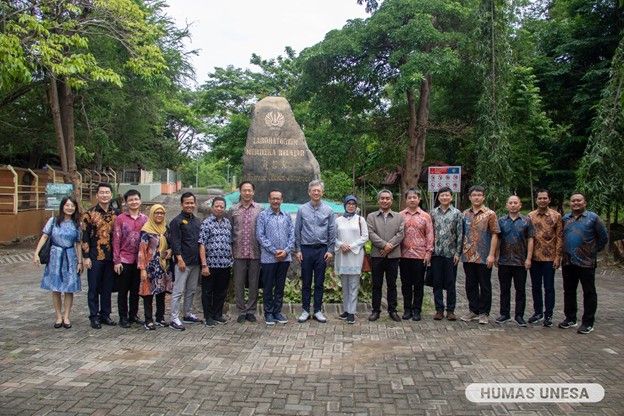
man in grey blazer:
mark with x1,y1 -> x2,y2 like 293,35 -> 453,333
367,189 -> 405,322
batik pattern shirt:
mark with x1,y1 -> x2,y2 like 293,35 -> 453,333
400,208 -> 433,260
562,210 -> 608,268
431,205 -> 463,258
256,209 -> 295,263
528,208 -> 563,262
113,212 -> 148,265
498,215 -> 534,266
198,215 -> 233,268
461,207 -> 500,264
82,204 -> 119,261
229,201 -> 262,260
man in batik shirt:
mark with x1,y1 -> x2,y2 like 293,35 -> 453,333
460,185 -> 500,325
82,182 -> 119,329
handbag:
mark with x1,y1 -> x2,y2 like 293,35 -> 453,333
38,236 -> 52,265
358,216 -> 372,273
424,266 -> 433,287
362,254 -> 372,273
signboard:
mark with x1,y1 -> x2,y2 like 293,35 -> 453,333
45,183 -> 74,210
428,166 -> 461,193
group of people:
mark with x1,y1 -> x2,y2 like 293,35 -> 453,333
33,179 -> 608,335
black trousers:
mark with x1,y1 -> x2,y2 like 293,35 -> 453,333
262,261 -> 290,315
399,258 -> 426,313
87,259 -> 114,320
463,262 -> 492,315
431,256 -> 457,312
143,292 -> 166,323
201,267 -> 231,319
562,265 -> 597,326
371,257 -> 399,313
117,262 -> 140,320
498,265 -> 527,318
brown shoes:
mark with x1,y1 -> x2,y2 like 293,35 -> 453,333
433,311 -> 444,320
446,312 -> 457,321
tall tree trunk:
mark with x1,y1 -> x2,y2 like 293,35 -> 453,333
59,78 -> 81,199
48,78 -> 69,175
401,75 -> 431,201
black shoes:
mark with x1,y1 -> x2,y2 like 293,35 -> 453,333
245,313 -> 257,323
514,316 -> 528,327
346,314 -> 355,324
402,310 -> 413,320
237,314 -> 247,323
412,312 -> 421,321
558,318 -> 578,329
129,316 -> 144,325
213,316 -> 227,325
495,315 -> 511,324
54,321 -> 63,329
339,312 -> 349,320
155,319 -> 169,327
100,316 -> 117,326
543,316 -> 553,327
119,318 -> 131,328
182,314 -> 203,324
90,318 -> 102,329
528,313 -> 544,324
368,311 -> 380,321
577,324 -> 594,334
389,312 -> 401,322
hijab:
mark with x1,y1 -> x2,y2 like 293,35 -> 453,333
343,195 -> 358,218
142,204 -> 168,269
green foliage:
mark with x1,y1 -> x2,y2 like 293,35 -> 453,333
0,0 -> 197,171
281,267 -> 373,304
295,0 -> 476,191
0,0 -> 166,91
321,170 -> 354,201
473,0 -> 514,211
577,36 -> 624,213
179,155 -> 231,189
506,65 -> 562,197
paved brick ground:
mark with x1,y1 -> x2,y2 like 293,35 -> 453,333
1,251 -> 622,415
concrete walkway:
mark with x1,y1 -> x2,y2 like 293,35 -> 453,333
1,250 -> 622,415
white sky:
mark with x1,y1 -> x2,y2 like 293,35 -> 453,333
164,0 -> 370,86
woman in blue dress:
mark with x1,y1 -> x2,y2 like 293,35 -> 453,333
33,196 -> 83,328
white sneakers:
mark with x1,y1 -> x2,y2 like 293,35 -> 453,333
297,310 -> 328,323
313,311 -> 327,323
297,310 -> 310,323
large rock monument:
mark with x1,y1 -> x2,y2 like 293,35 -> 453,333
242,96 -> 321,203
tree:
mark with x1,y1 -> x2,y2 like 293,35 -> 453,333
577,36 -> 624,216
506,66 -> 561,202
1,0 -> 167,193
298,0 -> 474,196
472,0 -> 514,210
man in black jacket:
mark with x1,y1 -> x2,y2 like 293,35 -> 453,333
168,192 -> 202,330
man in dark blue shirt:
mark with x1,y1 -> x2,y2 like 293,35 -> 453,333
495,196 -> 534,327
558,193 -> 608,334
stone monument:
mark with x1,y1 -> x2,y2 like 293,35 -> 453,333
242,96 -> 321,203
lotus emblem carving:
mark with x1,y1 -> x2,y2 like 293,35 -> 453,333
264,111 -> 285,129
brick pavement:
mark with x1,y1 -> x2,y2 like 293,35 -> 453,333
1,252 -> 623,416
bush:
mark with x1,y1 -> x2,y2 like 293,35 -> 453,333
281,267 -> 372,304
321,170 -> 354,201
